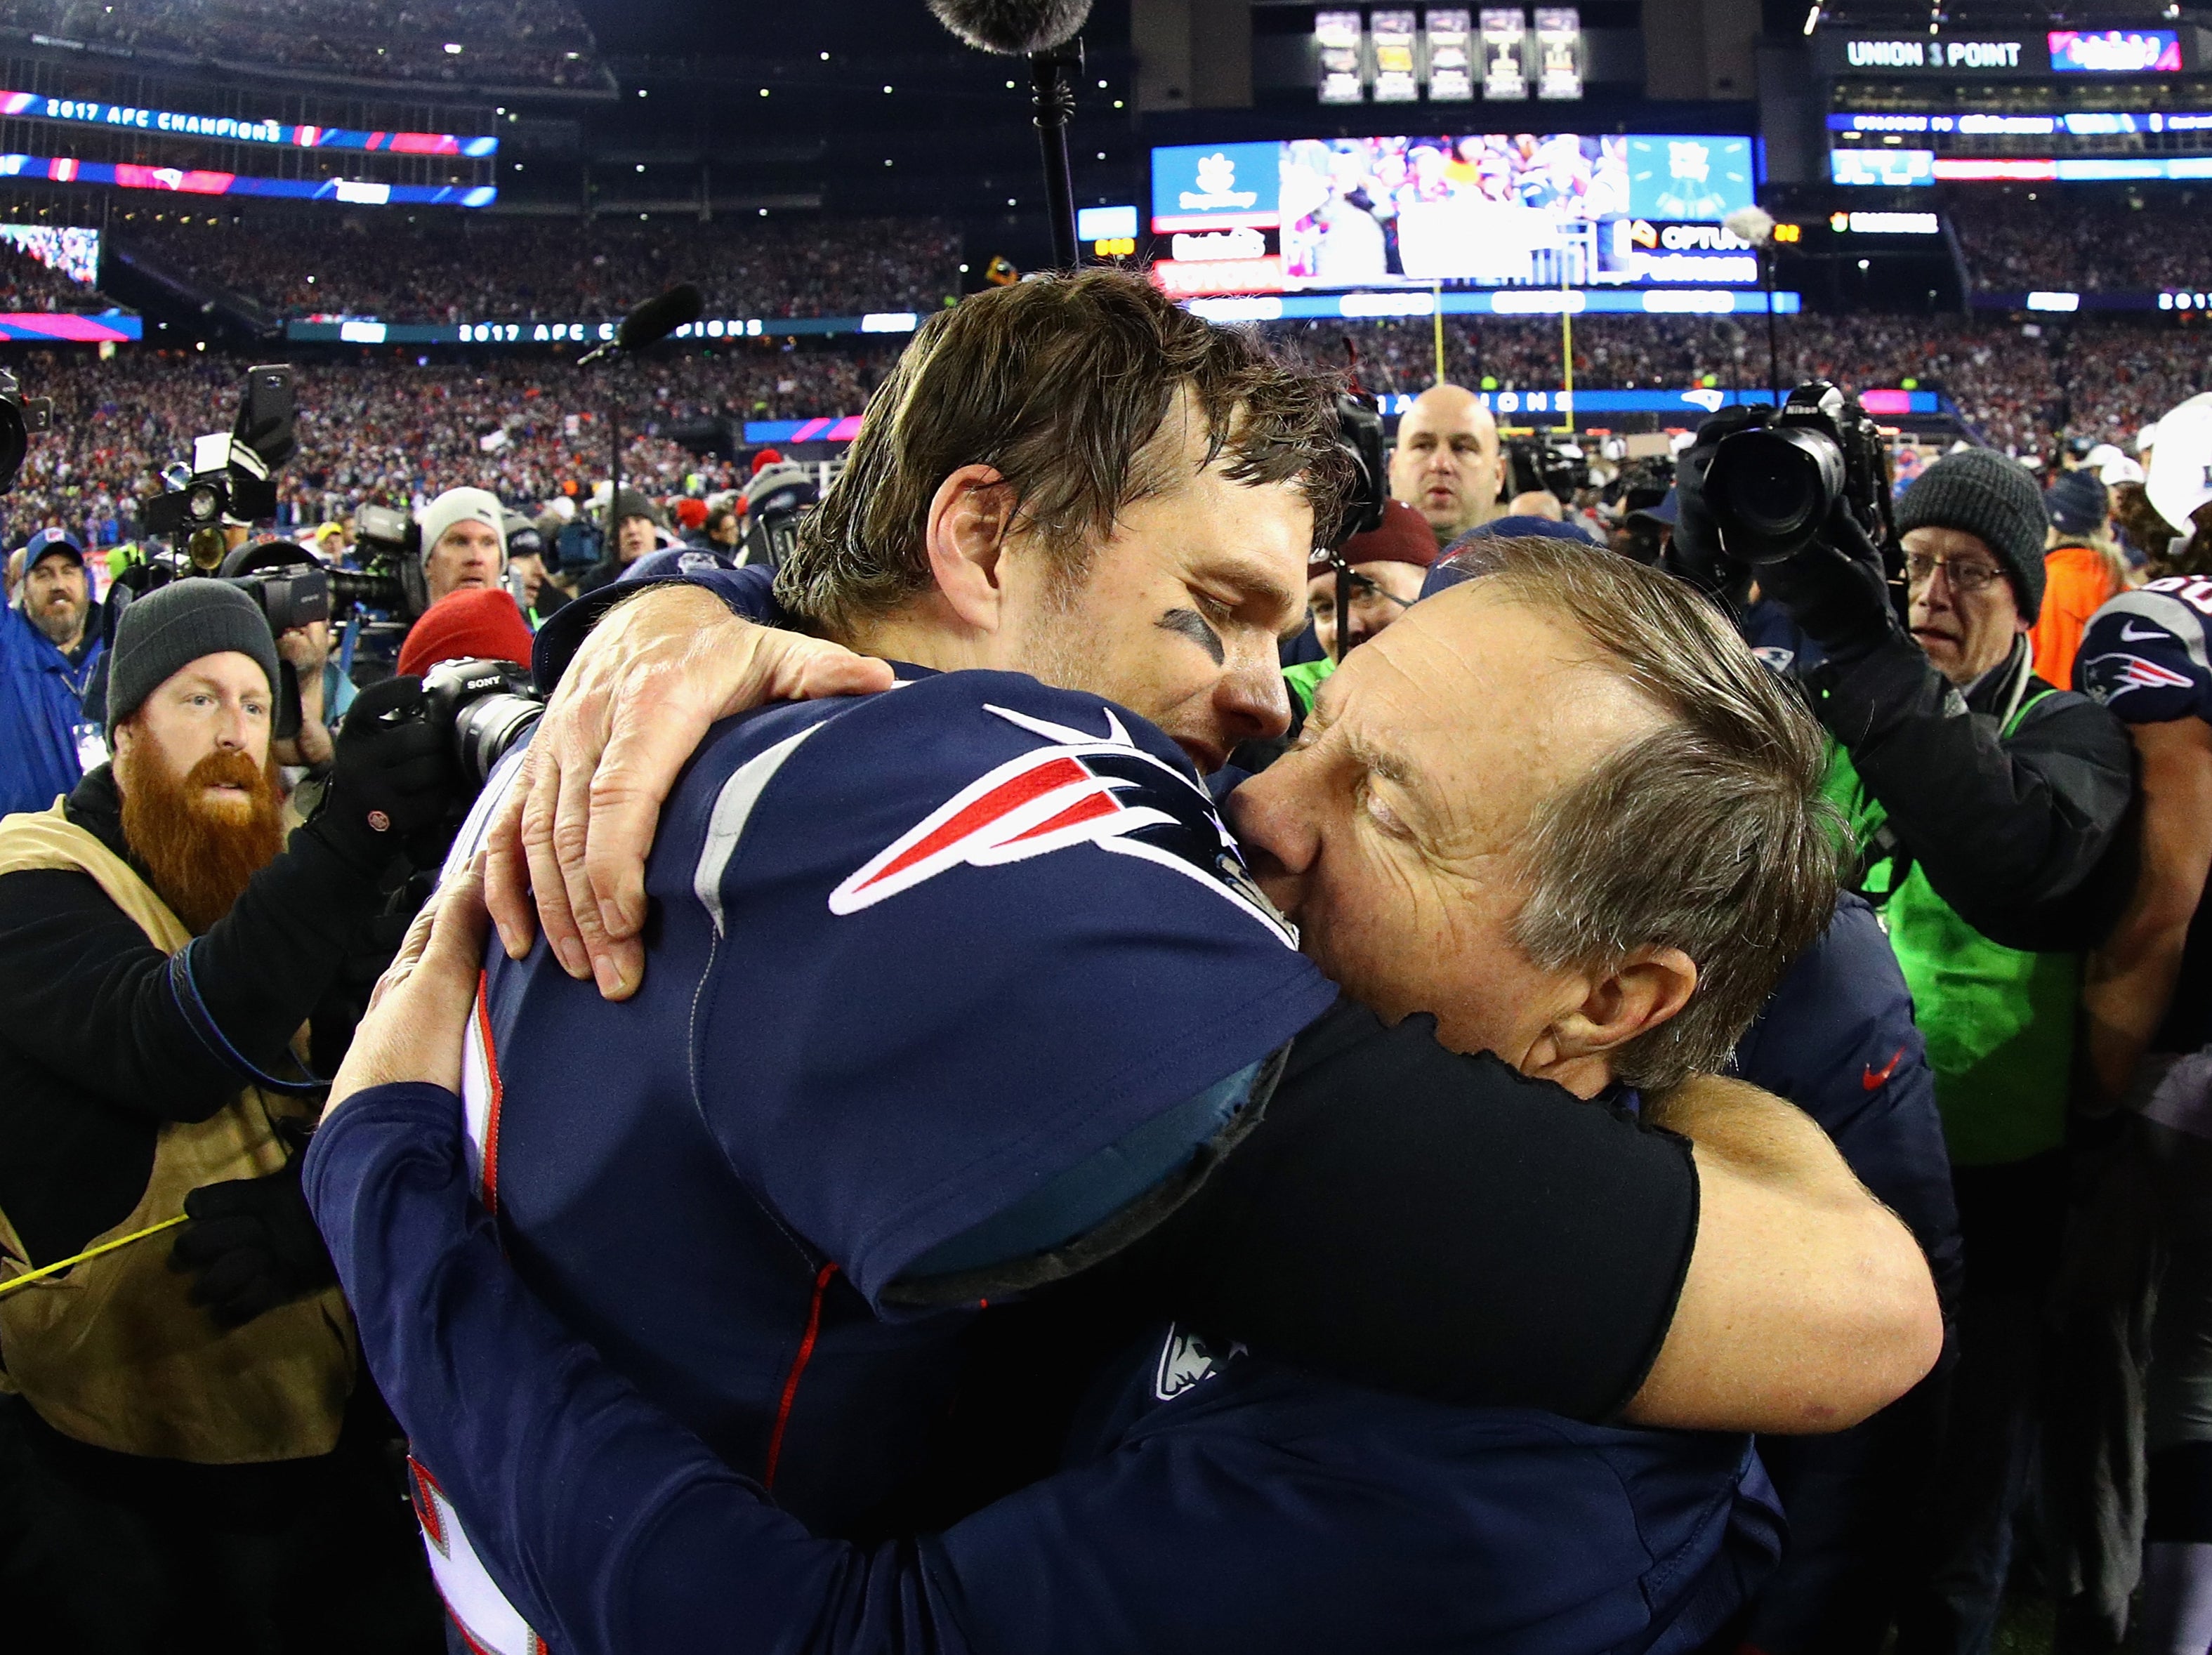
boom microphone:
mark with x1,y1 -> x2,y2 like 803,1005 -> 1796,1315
576,283 -> 704,367
928,0 -> 1093,269
926,0 -> 1091,53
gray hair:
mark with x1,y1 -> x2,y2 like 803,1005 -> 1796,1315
1442,536 -> 1842,1088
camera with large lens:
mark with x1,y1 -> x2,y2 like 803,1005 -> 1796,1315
1701,382 -> 1893,566
1332,390 -> 1388,546
0,367 -> 53,495
419,656 -> 544,791
329,503 -> 431,621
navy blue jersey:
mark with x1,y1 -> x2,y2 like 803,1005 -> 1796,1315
308,1082 -> 1779,1655
2078,577 -> 2212,1052
424,670 -> 1331,1649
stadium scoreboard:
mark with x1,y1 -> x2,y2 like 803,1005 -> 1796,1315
1149,133 -> 1759,299
1819,22 -> 2212,187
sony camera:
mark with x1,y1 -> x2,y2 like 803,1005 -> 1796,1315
1701,382 -> 1894,566
419,656 -> 545,791
0,367 -> 53,496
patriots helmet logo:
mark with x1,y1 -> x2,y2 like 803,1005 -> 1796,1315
829,704 -> 1298,947
2081,650 -> 2196,706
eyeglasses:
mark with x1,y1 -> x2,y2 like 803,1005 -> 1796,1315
1904,550 -> 2007,595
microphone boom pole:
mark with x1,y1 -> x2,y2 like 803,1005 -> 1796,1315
577,283 -> 703,559
1030,39 -> 1082,272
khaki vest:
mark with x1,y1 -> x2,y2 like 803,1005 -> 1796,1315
0,803 -> 357,1463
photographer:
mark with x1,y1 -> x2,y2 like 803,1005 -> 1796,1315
0,529 -> 105,817
1678,434 -> 2135,1655
221,540 -> 354,777
0,579 -> 456,1651
577,489 -> 664,595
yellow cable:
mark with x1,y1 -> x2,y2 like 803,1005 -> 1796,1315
0,1214 -> 187,1298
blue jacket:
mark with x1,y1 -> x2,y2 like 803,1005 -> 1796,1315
1730,892 -> 1963,1310
0,602 -> 102,819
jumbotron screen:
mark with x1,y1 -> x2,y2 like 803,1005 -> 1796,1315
1150,133 -> 1758,297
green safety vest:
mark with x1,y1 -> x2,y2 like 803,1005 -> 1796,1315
1823,690 -> 2079,1166
1284,655 -> 1335,716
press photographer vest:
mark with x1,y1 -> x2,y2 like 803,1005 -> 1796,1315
1823,696 -> 2079,1168
0,803 -> 357,1463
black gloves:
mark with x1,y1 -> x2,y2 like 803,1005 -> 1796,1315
1664,407 -> 1761,616
170,1155 -> 336,1328
305,675 -> 461,875
1755,503 -> 1903,664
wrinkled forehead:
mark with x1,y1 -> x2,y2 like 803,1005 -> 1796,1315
1330,584 -> 1664,795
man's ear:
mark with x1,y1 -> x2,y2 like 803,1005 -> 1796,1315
924,466 -> 1018,633
1522,948 -> 1699,1093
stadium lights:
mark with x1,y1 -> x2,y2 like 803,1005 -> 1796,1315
1803,5 -> 1820,34
883,85 -> 894,93
760,88 -> 769,97
442,42 -> 462,54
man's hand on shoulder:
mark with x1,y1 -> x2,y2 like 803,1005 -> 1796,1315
482,583 -> 893,998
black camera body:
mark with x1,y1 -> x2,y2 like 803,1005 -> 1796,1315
1702,383 -> 1894,567
419,656 -> 544,791
1333,391 -> 1388,547
0,367 -> 53,496
740,463 -> 818,573
336,503 -> 432,621
1504,438 -> 1591,508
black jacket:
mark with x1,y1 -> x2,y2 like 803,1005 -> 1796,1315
1805,632 -> 2136,954
0,767 -> 389,1272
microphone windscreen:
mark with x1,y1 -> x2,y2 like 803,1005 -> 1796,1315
927,0 -> 1091,53
617,283 -> 705,352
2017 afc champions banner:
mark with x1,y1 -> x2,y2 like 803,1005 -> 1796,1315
0,90 -> 498,154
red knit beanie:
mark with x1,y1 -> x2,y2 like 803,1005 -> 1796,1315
1308,499 -> 1439,576
397,588 -> 535,678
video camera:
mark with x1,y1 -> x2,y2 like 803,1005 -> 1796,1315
740,462 -> 818,572
1701,382 -> 1895,567
1503,437 -> 1593,508
338,503 -> 433,621
0,367 -> 53,496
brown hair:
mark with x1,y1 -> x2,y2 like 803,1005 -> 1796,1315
772,269 -> 1355,638
1442,536 -> 1842,1088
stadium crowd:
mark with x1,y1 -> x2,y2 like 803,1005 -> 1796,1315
121,215 -> 968,324
1950,190 -> 2212,294
4,310 -> 2206,547
8,0 -> 602,86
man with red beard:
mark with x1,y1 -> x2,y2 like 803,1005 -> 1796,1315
0,579 -> 456,1654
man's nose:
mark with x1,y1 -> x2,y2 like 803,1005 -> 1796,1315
1215,651 -> 1292,746
1223,756 -> 1320,888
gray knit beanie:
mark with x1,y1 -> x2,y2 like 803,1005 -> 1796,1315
103,579 -> 281,739
1895,449 -> 2049,621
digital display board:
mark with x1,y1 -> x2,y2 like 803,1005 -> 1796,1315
1834,150 -> 2212,185
283,311 -> 920,346
2049,29 -> 2181,73
0,151 -> 494,207
1150,133 -> 1755,296
1831,110 -> 2212,136
0,310 -> 138,342
0,223 -> 98,285
0,91 -> 498,154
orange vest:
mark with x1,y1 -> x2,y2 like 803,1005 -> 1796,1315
2032,543 -> 2124,693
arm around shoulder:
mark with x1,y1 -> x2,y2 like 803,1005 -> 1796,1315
1622,1074 -> 1942,1433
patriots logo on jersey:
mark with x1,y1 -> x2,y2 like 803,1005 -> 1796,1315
2081,650 -> 2197,706
830,703 -> 1298,947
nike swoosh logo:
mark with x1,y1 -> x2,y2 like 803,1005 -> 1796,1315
2122,621 -> 2171,642
1862,1047 -> 1907,1091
